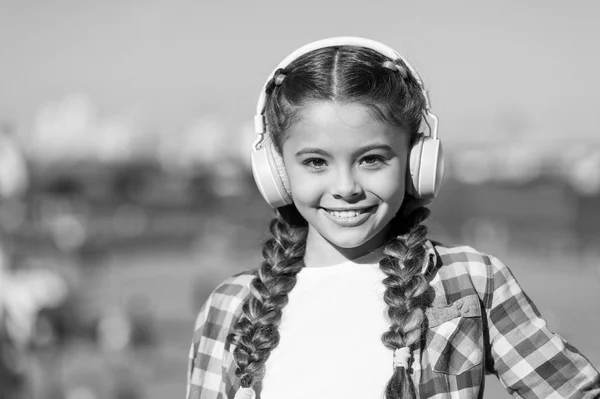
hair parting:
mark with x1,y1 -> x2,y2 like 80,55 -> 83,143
264,46 -> 427,152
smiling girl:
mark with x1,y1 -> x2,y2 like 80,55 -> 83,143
186,37 -> 600,399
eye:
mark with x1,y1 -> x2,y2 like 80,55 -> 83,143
360,155 -> 388,168
302,157 -> 328,170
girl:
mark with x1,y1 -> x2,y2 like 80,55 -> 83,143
186,37 -> 600,399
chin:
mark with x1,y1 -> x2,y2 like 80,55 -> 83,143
324,228 -> 381,250
329,237 -> 369,250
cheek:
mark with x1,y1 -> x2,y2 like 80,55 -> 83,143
366,167 -> 406,202
384,178 -> 406,202
286,167 -> 325,206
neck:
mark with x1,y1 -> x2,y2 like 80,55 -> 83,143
303,225 -> 390,268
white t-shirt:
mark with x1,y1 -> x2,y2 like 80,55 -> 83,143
260,249 -> 394,399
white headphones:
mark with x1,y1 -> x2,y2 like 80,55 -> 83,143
251,37 -> 444,209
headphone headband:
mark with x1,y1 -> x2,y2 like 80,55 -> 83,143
253,36 -> 438,147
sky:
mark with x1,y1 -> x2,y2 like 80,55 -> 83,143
0,0 -> 598,148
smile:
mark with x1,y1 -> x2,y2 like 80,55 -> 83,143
320,205 -> 377,226
323,206 -> 376,217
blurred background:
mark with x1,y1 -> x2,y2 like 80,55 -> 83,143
0,1 -> 598,398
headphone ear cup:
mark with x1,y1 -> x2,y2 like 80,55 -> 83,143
408,136 -> 444,201
268,141 -> 292,196
251,137 -> 293,208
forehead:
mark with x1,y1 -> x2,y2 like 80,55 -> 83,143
284,102 -> 409,151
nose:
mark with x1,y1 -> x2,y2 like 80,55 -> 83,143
331,167 -> 363,200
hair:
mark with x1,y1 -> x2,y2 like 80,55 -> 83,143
227,46 -> 432,398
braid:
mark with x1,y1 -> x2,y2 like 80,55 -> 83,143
227,212 -> 308,390
379,205 -> 432,399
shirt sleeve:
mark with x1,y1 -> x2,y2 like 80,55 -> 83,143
186,293 -> 214,399
485,255 -> 600,398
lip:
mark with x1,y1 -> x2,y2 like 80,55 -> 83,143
320,205 -> 378,227
321,205 -> 378,212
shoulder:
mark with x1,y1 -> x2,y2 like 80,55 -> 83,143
211,269 -> 255,304
427,241 -> 508,307
191,269 -> 256,340
431,242 -> 498,270
431,241 -> 512,278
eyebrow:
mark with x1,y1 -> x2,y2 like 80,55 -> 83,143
295,144 -> 394,158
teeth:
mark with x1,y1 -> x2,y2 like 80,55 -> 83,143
328,210 -> 362,218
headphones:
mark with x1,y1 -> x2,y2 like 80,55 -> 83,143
251,37 -> 444,209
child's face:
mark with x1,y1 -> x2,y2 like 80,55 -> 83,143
281,101 -> 410,254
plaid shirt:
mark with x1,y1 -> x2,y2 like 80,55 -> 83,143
186,242 -> 600,398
